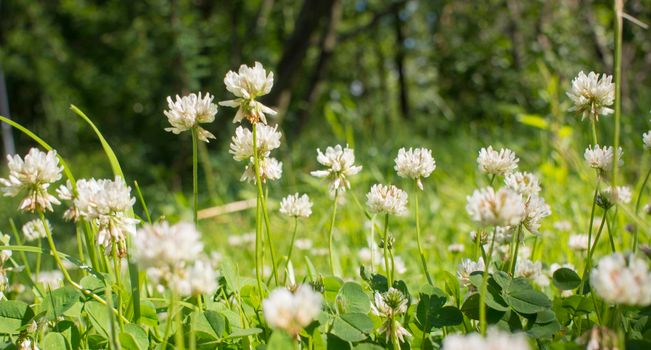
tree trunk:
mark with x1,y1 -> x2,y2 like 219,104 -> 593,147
294,0 -> 342,132
393,5 -> 410,120
263,0 -> 336,118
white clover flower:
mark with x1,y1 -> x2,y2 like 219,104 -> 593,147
240,157 -> 283,183
644,131 -> 651,150
569,234 -> 590,251
505,171 -> 540,198
55,180 -> 79,221
477,146 -> 519,176
372,288 -> 411,343
366,184 -> 408,216
579,326 -> 621,350
466,187 -> 526,227
522,195 -> 551,233
311,145 -> 362,193
591,253 -> 651,306
21,219 -> 50,242
358,247 -> 382,266
17,338 -> 39,350
295,238 -> 313,250
132,221 -> 204,269
0,148 -> 63,212
394,256 -> 407,274
74,177 -> 138,256
170,259 -> 218,297
279,193 -> 312,218
263,285 -> 323,336
442,328 -> 531,350
0,234 -> 12,264
37,270 -> 64,290
598,185 -> 632,209
220,62 -> 276,124
448,243 -> 465,253
567,71 -> 615,121
394,147 -> 436,190
229,124 -> 282,161
227,232 -> 256,247
516,259 -> 549,287
584,145 -> 623,172
457,257 -> 485,289
553,220 -> 572,232
164,92 -> 218,142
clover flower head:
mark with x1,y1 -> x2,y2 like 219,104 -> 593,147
477,146 -> 519,176
567,71 -> 615,121
279,193 -> 313,218
442,328 -> 530,350
220,62 -> 276,124
590,253 -> 651,306
0,148 -> 63,212
21,219 -> 50,242
505,171 -> 540,198
584,145 -> 622,172
366,184 -> 408,216
164,92 -> 218,142
263,285 -> 323,337
240,157 -> 283,184
394,147 -> 436,190
466,187 -> 526,227
229,124 -> 282,161
311,145 -> 362,193
371,288 -> 411,343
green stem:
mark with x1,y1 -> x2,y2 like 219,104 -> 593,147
414,188 -> 433,285
161,294 -> 175,350
591,118 -> 599,145
586,179 -> 601,274
479,227 -> 497,336
252,123 -> 279,285
382,214 -> 392,287
133,180 -> 152,224
191,127 -> 199,225
581,209 -> 609,290
111,242 -> 125,331
255,195 -> 264,302
613,0 -> 623,189
328,189 -> 340,276
633,166 -> 651,252
261,186 -> 279,285
509,225 -> 523,275
284,218 -> 299,285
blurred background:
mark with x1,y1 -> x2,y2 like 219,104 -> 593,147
1,1 -> 651,275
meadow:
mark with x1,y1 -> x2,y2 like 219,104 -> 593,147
1,1 -> 651,350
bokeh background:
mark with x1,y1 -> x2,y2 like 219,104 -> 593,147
2,0 -> 651,277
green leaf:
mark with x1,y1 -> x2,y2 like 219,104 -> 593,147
42,287 -> 82,320
505,287 -> 552,314
432,306 -> 464,328
139,300 -> 158,328
226,328 -> 263,339
204,310 -> 226,338
552,268 -> 581,291
353,345 -> 385,350
337,282 -> 371,314
221,258 -> 240,294
323,276 -> 344,305
119,324 -> 149,350
53,320 -> 80,350
460,293 -> 505,323
416,285 -> 446,332
42,332 -> 67,350
0,300 -> 34,334
267,331 -> 294,350
84,301 -> 111,339
330,313 -> 373,342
